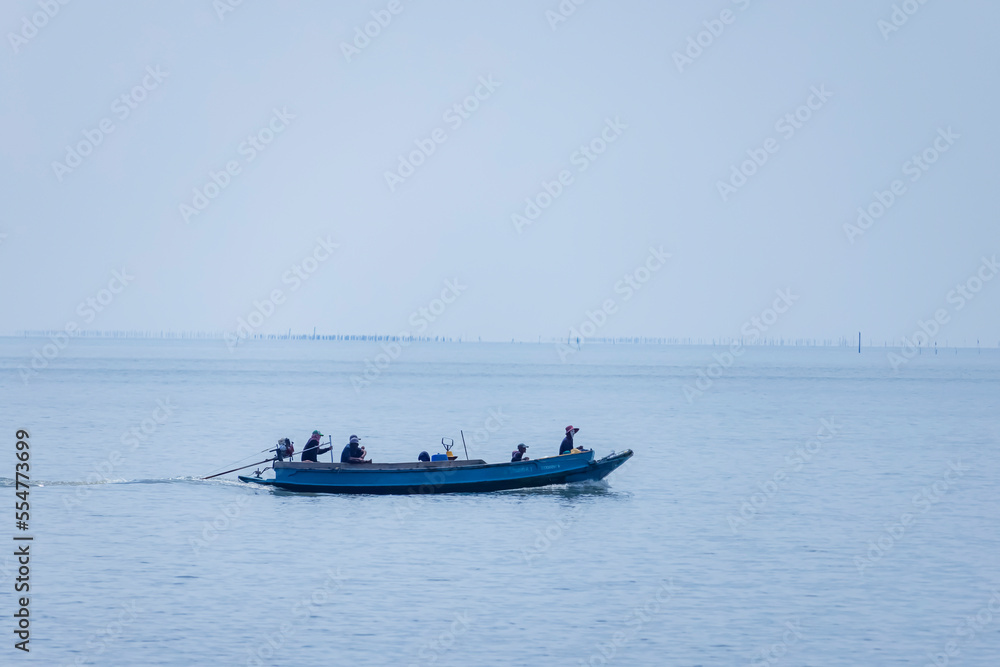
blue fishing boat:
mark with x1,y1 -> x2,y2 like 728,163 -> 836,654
237,449 -> 633,494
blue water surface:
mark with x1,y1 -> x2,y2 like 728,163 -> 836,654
1,337 -> 998,666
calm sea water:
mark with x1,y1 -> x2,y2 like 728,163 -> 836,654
1,337 -> 999,666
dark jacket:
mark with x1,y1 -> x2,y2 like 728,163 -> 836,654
559,434 -> 574,455
511,449 -> 526,462
301,437 -> 330,462
340,442 -> 364,463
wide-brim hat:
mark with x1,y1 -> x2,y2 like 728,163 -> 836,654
565,425 -> 580,434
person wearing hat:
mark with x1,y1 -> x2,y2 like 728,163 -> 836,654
340,434 -> 370,464
301,430 -> 331,462
559,425 -> 588,455
511,443 -> 529,462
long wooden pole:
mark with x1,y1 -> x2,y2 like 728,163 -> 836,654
202,458 -> 274,480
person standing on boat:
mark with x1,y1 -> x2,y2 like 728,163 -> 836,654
559,425 -> 588,455
340,435 -> 370,463
301,430 -> 331,462
511,444 -> 529,462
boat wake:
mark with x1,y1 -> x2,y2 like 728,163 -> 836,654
498,479 -> 630,499
0,476 -> 247,488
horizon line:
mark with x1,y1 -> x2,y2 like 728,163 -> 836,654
4,330 -> 998,349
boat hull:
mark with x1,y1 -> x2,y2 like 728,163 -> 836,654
238,449 -> 632,494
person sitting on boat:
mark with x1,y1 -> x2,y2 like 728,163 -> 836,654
511,444 -> 529,462
418,451 -> 431,462
341,435 -> 370,464
559,425 -> 588,455
301,430 -> 331,462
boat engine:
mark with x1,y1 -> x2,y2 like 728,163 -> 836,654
275,438 -> 295,461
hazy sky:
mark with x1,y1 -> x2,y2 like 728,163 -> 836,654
2,0 -> 998,344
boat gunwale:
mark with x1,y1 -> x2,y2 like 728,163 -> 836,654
273,449 -> 602,474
